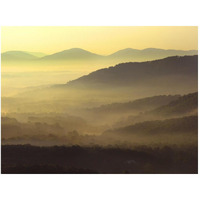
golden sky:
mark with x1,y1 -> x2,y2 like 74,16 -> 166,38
1,26 -> 198,55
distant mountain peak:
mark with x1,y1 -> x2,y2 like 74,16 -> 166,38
2,48 -> 198,62
60,48 -> 91,53
66,48 -> 89,51
118,48 -> 138,51
142,48 -> 163,51
41,48 -> 103,60
2,50 -> 32,55
110,48 -> 139,54
1,51 -> 38,60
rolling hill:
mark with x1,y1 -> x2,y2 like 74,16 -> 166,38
1,51 -> 38,61
108,48 -> 198,62
66,55 -> 198,91
26,52 -> 47,58
105,115 -> 198,136
11,55 -> 198,111
2,48 -> 198,63
149,92 -> 198,117
41,48 -> 104,60
90,95 -> 180,115
114,92 -> 198,128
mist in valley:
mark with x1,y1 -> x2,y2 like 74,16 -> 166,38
1,48 -> 198,173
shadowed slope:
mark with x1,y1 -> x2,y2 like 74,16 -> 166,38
105,115 -> 198,136
90,95 -> 180,115
66,55 -> 198,90
114,92 -> 198,128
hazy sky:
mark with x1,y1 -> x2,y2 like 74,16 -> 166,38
1,26 -> 198,55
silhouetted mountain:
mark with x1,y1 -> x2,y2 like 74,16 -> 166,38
41,48 -> 104,60
105,115 -> 198,136
108,48 -> 198,61
2,48 -> 197,63
66,55 -> 198,91
34,48 -> 199,62
1,51 -> 38,61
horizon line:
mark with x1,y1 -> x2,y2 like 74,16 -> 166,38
1,47 -> 198,56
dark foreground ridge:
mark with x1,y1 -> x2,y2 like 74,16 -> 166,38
1,145 -> 198,174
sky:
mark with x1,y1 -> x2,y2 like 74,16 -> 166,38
1,26 -> 198,55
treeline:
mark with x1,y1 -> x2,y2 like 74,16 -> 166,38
2,144 -> 197,174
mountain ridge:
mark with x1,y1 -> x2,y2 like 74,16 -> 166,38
2,48 -> 198,62
104,115 -> 198,136
1,51 -> 38,60
113,92 -> 198,128
41,48 -> 104,60
66,55 -> 198,89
